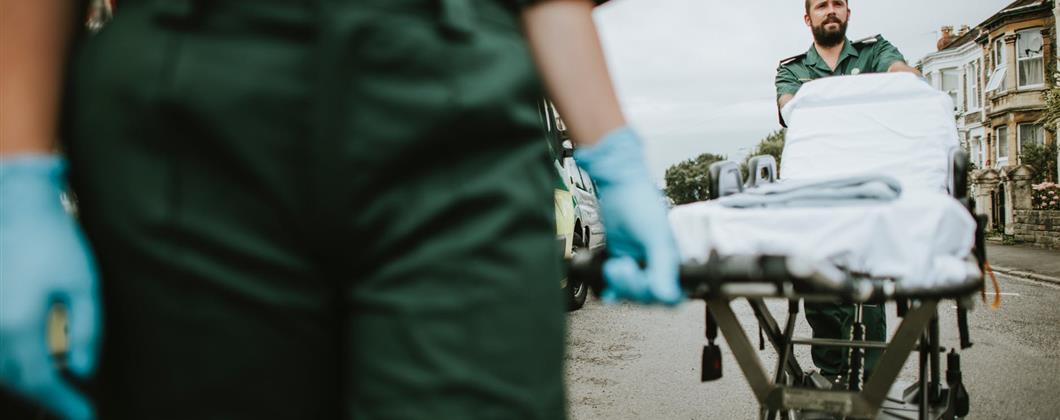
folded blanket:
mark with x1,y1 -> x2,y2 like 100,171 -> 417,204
719,175 -> 902,208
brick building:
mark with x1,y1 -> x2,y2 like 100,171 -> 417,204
920,0 -> 1057,232
980,0 -> 1054,172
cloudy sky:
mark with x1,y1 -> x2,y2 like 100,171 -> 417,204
592,0 -> 1015,182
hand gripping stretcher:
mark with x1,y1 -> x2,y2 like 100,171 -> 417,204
573,73 -> 987,419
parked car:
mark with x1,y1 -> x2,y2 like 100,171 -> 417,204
540,101 -> 606,310
560,140 -> 606,251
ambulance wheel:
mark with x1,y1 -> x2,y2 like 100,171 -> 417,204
566,232 -> 588,311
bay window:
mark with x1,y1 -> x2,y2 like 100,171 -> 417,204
1017,28 -> 1044,88
1018,123 -> 1044,155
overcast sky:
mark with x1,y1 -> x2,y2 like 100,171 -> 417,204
592,0 -> 1015,182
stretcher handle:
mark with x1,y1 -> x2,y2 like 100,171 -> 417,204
570,249 -> 983,302
570,249 -> 850,299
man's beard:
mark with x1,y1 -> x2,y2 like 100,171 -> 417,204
812,17 -> 847,47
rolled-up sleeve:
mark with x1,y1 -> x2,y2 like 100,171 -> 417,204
872,37 -> 907,73
513,0 -> 609,7
776,65 -> 802,98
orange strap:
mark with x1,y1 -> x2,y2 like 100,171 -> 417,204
982,261 -> 1002,310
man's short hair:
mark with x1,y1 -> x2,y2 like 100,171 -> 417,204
805,0 -> 849,13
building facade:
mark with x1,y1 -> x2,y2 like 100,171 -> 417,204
981,0 -> 1054,172
920,0 -> 1056,232
921,26 -> 987,169
983,0 -> 1055,232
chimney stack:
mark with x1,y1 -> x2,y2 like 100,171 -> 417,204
937,26 -> 955,51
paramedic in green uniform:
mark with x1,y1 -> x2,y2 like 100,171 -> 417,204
774,0 -> 920,383
0,0 -> 681,419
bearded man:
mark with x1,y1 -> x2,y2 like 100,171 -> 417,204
773,0 -> 920,385
776,0 -> 920,113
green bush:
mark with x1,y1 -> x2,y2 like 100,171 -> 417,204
664,153 -> 726,205
1020,142 -> 1058,184
741,129 -> 785,180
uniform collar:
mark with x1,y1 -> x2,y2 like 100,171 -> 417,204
805,38 -> 857,72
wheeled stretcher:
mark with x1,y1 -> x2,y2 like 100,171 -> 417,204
573,73 -> 987,419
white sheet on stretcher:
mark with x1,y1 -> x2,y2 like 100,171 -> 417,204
671,73 -> 978,288
669,191 -> 976,288
780,72 -> 960,192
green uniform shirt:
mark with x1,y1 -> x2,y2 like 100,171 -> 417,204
774,35 -> 905,376
775,34 -> 907,99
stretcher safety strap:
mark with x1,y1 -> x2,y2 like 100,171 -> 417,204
982,261 -> 1002,310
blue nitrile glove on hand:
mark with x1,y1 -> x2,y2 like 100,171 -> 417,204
1,156 -> 100,420
574,127 -> 682,305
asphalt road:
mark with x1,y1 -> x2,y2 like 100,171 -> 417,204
565,274 -> 1060,419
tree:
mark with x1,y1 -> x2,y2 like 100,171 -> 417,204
1020,142 -> 1058,184
1037,71 -> 1060,183
1039,72 -> 1060,130
741,129 -> 786,180
664,153 -> 727,205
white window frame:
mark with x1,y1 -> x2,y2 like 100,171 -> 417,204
981,137 -> 987,168
961,72 -> 967,112
966,60 -> 981,111
994,38 -> 1006,70
940,68 -> 960,110
987,38 -> 1009,93
985,67 -> 1006,92
995,126 -> 1010,165
1016,28 -> 1045,89
970,136 -> 983,167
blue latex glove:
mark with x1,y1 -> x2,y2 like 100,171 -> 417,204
574,127 -> 682,305
1,156 -> 100,420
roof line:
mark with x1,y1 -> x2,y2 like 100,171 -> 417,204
1002,2 -> 1044,14
980,0 -> 1053,29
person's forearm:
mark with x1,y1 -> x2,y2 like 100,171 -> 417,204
522,0 -> 624,146
888,61 -> 921,76
778,94 -> 794,110
1,0 -> 75,156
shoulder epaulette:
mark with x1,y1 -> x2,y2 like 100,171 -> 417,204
852,34 -> 881,47
779,53 -> 807,66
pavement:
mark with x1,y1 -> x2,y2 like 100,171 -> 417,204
563,241 -> 1060,419
986,241 -> 1060,285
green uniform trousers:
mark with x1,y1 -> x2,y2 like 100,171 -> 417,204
805,302 -> 886,378
62,0 -> 566,418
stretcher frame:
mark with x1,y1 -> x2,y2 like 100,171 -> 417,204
573,150 -> 984,420
709,293 -> 956,419
705,150 -> 982,420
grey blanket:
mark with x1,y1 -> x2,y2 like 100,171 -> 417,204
718,175 -> 902,208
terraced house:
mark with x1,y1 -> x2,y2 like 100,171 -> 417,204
921,25 -> 986,167
982,0 -> 1054,171
920,0 -> 1057,232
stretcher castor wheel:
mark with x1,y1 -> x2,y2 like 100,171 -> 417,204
702,304 -> 723,382
945,351 -> 970,418
701,344 -> 723,382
